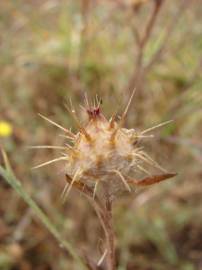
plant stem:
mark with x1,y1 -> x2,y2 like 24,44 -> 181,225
0,165 -> 87,270
104,198 -> 116,270
89,195 -> 116,270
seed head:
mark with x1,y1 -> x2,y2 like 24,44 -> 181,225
34,92 -> 176,201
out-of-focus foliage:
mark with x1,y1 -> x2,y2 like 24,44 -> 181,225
0,0 -> 201,269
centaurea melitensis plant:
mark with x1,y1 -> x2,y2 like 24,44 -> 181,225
32,90 -> 176,270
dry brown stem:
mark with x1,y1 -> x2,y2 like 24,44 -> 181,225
126,0 -> 190,103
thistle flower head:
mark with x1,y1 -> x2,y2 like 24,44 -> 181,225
33,91 -> 176,201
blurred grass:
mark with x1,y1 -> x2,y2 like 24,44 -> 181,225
0,151 -> 87,270
0,0 -> 202,269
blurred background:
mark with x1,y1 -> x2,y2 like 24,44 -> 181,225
0,0 -> 202,269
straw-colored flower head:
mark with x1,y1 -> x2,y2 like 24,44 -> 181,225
66,104 -> 138,197
34,91 -> 176,201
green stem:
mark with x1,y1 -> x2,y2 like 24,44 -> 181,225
0,166 -> 87,270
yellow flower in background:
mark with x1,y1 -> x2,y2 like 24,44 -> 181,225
0,121 -> 13,137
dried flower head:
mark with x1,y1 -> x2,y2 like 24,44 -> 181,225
32,90 -> 176,202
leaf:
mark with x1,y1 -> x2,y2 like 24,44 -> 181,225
0,151 -> 87,270
128,173 -> 177,186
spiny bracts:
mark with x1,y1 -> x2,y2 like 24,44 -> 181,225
32,91 -> 176,201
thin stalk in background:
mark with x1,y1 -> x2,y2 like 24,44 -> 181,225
0,150 -> 88,270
